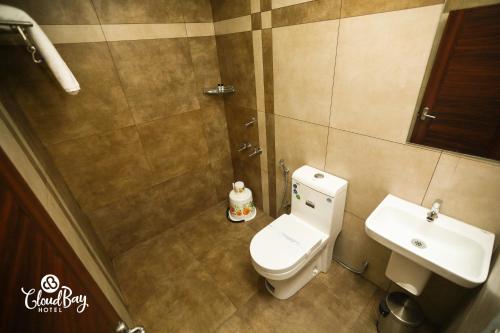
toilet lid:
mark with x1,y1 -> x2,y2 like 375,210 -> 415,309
250,214 -> 328,274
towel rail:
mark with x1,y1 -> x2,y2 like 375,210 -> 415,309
0,19 -> 41,63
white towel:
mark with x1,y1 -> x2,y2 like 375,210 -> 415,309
0,4 -> 80,95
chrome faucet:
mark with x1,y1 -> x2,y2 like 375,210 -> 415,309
426,199 -> 442,222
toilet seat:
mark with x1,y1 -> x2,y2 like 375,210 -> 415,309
250,214 -> 328,278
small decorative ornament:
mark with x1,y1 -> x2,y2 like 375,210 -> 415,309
228,181 -> 256,222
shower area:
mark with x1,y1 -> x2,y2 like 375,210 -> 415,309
0,0 -> 284,331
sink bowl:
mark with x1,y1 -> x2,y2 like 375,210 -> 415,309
366,194 -> 495,292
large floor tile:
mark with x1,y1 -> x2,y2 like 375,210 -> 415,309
135,263 -> 236,333
200,237 -> 261,308
116,203 -> 383,333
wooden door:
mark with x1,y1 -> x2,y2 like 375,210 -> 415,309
0,148 -> 122,332
410,4 -> 500,160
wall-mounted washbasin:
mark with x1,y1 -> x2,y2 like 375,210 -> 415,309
366,194 -> 495,295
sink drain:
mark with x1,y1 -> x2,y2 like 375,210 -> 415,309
411,238 -> 426,249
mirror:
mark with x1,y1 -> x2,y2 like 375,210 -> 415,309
408,2 -> 500,161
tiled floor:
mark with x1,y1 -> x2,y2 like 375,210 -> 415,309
114,202 -> 383,333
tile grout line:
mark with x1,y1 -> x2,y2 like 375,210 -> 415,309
272,110 -> 444,155
324,0 -> 343,171
420,151 -> 443,206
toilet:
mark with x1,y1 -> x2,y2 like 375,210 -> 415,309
250,165 -> 347,299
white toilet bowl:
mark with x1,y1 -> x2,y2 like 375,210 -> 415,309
249,165 -> 348,299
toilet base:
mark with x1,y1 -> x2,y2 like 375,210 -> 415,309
264,252 -> 324,300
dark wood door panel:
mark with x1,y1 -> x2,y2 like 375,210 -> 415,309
0,148 -> 121,332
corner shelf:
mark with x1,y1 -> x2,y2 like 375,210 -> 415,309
203,84 -> 235,95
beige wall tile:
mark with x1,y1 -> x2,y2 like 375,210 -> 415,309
251,0 -> 261,13
214,16 -> 252,35
1,0 -> 99,24
325,129 -> 440,219
186,23 -> 215,37
252,30 -> 265,112
341,0 -> 444,18
109,38 -> 199,123
257,112 -> 268,152
272,0 -> 314,9
334,212 -> 391,289
331,5 -> 442,143
102,24 -> 187,41
211,0 -> 251,21
92,0 -> 184,24
275,115 -> 329,175
261,167 -> 270,213
261,11 -> 272,28
138,111 -> 210,183
40,25 -> 105,44
48,126 -> 153,211
423,154 -> 500,236
273,20 -> 338,126
1,43 -> 133,145
445,0 -> 500,11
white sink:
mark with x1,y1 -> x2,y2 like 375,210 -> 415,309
365,194 -> 495,294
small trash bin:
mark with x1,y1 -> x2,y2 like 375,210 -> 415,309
377,292 -> 424,333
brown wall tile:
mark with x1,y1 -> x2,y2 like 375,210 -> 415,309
182,0 -> 214,23
341,0 -> 444,18
252,13 -> 262,30
225,104 -> 259,156
210,154 -> 235,201
262,29 -> 274,114
188,36 -> 223,109
92,0 -> 184,23
261,0 -> 272,11
87,185 -> 171,258
217,32 -> 257,110
272,0 -> 341,28
1,0 -> 99,24
48,126 -> 153,210
138,110 -> 210,183
0,43 -> 133,145
224,104 -> 262,207
211,0 -> 251,21
109,38 -> 200,124
159,168 -> 218,225
202,105 -> 232,164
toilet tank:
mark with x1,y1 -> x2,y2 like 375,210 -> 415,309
291,166 -> 348,237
